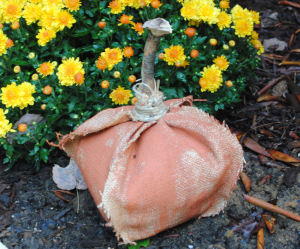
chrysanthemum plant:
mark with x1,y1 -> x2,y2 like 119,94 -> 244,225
0,0 -> 263,168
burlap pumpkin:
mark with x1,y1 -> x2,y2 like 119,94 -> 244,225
58,18 -> 243,243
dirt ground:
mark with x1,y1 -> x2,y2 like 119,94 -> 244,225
1,0 -> 300,248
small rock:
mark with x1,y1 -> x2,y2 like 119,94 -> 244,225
41,219 -> 57,230
283,168 -> 300,187
0,193 -> 10,207
271,80 -> 288,97
261,10 -> 279,28
263,38 -> 288,52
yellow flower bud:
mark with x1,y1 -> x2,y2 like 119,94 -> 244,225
229,40 -> 236,47
113,71 -> 121,78
52,61 -> 58,67
11,21 -> 20,30
13,66 -> 21,73
32,74 -> 39,81
41,104 -> 46,110
209,38 -> 217,46
223,44 -> 229,50
28,52 -> 35,59
225,80 -> 233,87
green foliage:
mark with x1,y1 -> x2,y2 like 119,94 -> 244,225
0,0 -> 261,168
128,239 -> 150,249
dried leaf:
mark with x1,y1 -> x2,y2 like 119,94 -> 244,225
53,159 -> 87,190
263,38 -> 288,52
262,214 -> 276,233
289,49 -> 300,53
258,155 -> 285,169
289,29 -> 300,47
280,61 -> 300,66
244,195 -> 300,222
52,190 -> 75,202
289,131 -> 300,139
257,228 -> 265,249
267,149 -> 300,163
257,94 -> 280,102
241,137 -> 271,157
258,76 -> 286,96
288,141 -> 300,148
261,53 -> 284,60
259,129 -> 274,137
259,175 -> 272,185
240,172 -> 251,192
278,1 -> 300,8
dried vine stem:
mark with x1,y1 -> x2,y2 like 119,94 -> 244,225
141,33 -> 161,90
141,18 -> 172,90
244,194 -> 300,222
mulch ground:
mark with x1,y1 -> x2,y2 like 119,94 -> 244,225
1,0 -> 300,248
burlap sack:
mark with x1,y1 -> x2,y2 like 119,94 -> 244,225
59,97 -> 243,243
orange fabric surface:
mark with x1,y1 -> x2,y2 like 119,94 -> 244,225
59,97 -> 243,243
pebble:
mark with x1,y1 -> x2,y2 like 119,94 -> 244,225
0,193 -> 10,207
41,219 -> 57,230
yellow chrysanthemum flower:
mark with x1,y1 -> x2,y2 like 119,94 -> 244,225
1,82 -> 20,108
0,108 -> 14,138
118,14 -> 133,26
22,3 -> 42,25
231,5 -> 254,37
217,11 -> 231,30
57,57 -> 85,86
213,55 -> 229,71
251,31 -> 259,40
199,65 -> 223,93
28,0 -> 42,3
18,82 -> 36,109
1,82 -> 35,109
0,30 -> 8,56
131,22 -> 144,35
233,19 -> 253,37
163,45 -> 186,66
64,0 -> 81,11
1,0 -> 24,23
101,48 -> 123,70
251,39 -> 264,55
175,60 -> 189,68
36,61 -> 55,77
42,0 -> 64,9
54,10 -> 76,30
36,28 -> 56,46
38,7 -> 59,28
123,0 -> 151,9
250,10 -> 260,25
109,86 -> 132,105
181,0 -> 220,25
108,0 -> 125,14
231,5 -> 252,22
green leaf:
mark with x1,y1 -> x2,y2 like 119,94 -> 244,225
127,239 -> 150,249
39,148 -> 49,163
176,71 -> 187,83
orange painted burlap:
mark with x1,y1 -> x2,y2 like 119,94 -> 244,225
59,97 -> 243,243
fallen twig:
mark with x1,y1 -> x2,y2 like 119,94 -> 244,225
244,195 -> 300,222
257,228 -> 265,249
52,190 -> 75,202
289,29 -> 300,47
262,214 -> 276,233
240,172 -> 251,192
257,76 -> 286,96
278,1 -> 300,8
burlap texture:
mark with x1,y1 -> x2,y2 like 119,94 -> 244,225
59,97 -> 243,243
